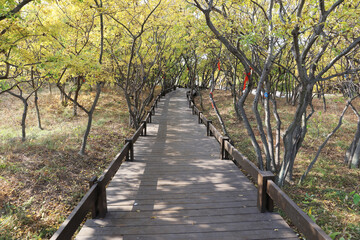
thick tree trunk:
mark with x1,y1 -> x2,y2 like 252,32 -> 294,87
278,83 -> 313,186
345,104 -> 360,168
350,140 -> 360,168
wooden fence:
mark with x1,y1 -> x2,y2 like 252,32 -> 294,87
186,91 -> 331,240
50,87 -> 175,240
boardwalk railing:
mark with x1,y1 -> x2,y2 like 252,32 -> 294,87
186,91 -> 331,240
51,87 -> 175,240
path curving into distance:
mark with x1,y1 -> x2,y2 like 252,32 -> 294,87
76,88 -> 298,240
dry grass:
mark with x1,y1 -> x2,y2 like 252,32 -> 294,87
0,86 -> 137,239
195,89 -> 360,240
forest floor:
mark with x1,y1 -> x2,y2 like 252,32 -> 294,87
0,86 -> 155,239
194,89 -> 360,240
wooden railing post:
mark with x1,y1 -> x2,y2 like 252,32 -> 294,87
89,176 -> 98,219
206,120 -> 212,136
257,171 -> 275,213
221,137 -> 230,160
147,111 -> 152,123
96,180 -> 107,218
88,176 -> 107,219
198,112 -> 202,124
125,138 -> 134,161
141,121 -> 147,136
151,106 -> 155,115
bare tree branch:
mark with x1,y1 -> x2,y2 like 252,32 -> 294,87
0,0 -> 34,21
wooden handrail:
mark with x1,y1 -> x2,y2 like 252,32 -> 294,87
51,88 -> 176,239
267,180 -> 331,240
224,140 -> 260,180
132,122 -> 145,142
50,183 -> 99,240
187,94 -> 331,240
209,123 -> 222,143
100,143 -> 130,185
199,112 -> 208,124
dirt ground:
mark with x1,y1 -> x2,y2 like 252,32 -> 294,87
0,87 -> 135,239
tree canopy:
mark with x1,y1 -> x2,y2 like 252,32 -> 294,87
0,0 -> 359,174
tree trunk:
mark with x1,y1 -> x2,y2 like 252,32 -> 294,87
73,77 -> 82,116
79,83 -> 102,155
209,69 -> 231,139
21,99 -> 28,142
237,78 -> 265,170
278,83 -> 313,186
350,140 -> 360,168
264,82 -> 275,171
345,104 -> 360,168
34,89 -> 43,130
270,97 -> 281,170
301,101 -> 352,183
31,74 -> 43,130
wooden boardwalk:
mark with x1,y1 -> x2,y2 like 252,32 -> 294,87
76,89 -> 298,240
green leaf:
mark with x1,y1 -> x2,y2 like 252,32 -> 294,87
329,232 -> 341,239
353,193 -> 360,205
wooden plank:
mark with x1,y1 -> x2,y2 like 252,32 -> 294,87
106,192 -> 257,201
83,212 -> 284,227
267,180 -> 331,240
105,196 -> 257,206
106,182 -> 256,191
105,206 -> 261,218
77,231 -> 299,240
78,219 -> 293,235
77,220 -> 293,236
106,186 -> 256,195
105,201 -> 257,211
109,178 -> 256,187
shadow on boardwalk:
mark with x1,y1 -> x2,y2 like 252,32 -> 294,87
76,89 -> 298,240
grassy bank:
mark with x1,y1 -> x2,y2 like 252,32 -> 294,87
194,89 -> 360,240
0,87 -> 135,239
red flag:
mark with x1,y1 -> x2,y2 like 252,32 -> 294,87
243,74 -> 249,90
242,67 -> 254,90
217,60 -> 221,71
